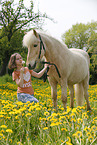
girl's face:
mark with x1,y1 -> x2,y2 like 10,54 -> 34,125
15,54 -> 23,67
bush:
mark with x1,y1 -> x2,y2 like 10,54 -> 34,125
0,74 -> 13,83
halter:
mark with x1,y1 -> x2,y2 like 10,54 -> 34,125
38,34 -> 61,78
38,34 -> 45,59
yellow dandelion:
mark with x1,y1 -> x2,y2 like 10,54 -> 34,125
25,113 -> 32,117
44,111 -> 50,116
67,107 -> 71,113
9,139 -> 12,143
9,111 -> 15,115
84,127 -> 91,132
0,133 -> 3,137
86,132 -> 91,137
88,136 -> 94,142
16,101 -> 23,106
50,116 -> 58,121
72,108 -> 77,113
73,131 -> 82,138
43,127 -> 48,130
50,122 -> 57,127
6,129 -> 13,133
67,136 -> 71,142
0,125 -> 7,128
77,118 -> 83,124
66,142 -> 73,145
41,118 -> 47,121
36,107 -> 41,111
76,131 -> 82,137
91,125 -> 97,131
51,112 -> 57,117
61,128 -> 67,132
70,112 -> 76,116
6,117 -> 11,119
15,116 -> 19,119
72,133 -> 76,137
1,129 -> 4,133
17,141 -> 23,145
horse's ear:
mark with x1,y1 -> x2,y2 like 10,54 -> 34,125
33,29 -> 38,38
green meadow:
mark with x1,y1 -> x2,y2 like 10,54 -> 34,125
0,75 -> 97,145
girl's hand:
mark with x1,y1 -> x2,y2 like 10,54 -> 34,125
45,64 -> 51,69
20,67 -> 25,74
44,63 -> 48,68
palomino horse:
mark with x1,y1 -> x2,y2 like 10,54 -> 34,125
23,29 -> 91,111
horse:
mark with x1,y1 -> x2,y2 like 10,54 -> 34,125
23,29 -> 91,111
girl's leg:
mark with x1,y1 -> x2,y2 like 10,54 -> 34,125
17,93 -> 39,103
27,95 -> 39,103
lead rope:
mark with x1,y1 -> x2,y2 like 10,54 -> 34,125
41,61 -> 61,82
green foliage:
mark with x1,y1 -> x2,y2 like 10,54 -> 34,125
88,33 -> 97,84
62,23 -> 88,49
62,21 -> 97,84
0,0 -> 52,76
0,74 -> 13,83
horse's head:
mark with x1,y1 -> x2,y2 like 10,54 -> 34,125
23,29 -> 45,69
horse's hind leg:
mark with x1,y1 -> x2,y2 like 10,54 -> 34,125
61,80 -> 68,110
83,76 -> 91,110
75,82 -> 84,106
68,85 -> 74,108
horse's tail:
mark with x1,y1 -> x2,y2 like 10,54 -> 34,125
75,83 -> 84,106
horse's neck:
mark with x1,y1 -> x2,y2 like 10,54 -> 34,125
42,34 -> 69,62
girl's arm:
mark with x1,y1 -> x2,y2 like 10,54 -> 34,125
15,67 -> 24,87
31,64 -> 49,78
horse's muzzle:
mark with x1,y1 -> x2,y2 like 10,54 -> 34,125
28,62 -> 36,70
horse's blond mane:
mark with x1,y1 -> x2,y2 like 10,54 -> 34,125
23,29 -> 68,49
23,30 -> 39,48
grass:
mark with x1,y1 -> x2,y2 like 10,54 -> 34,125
0,74 -> 97,145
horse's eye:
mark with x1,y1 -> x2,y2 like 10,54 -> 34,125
34,44 -> 38,47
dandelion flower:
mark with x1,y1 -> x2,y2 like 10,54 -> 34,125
0,133 -> 3,137
6,129 -> 13,133
44,111 -> 50,116
25,113 -> 32,117
43,127 -> 48,130
61,128 -> 67,132
0,125 -> 7,128
88,136 -> 94,142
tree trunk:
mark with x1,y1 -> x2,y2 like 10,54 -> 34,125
0,54 -> 10,76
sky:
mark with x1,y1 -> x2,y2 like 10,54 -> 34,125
30,0 -> 97,41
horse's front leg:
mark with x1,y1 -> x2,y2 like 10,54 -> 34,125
51,83 -> 57,111
61,80 -> 67,110
48,78 -> 58,111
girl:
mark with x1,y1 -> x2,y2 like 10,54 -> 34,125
8,53 -> 49,103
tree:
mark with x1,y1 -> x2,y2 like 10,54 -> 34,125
0,0 -> 52,76
87,33 -> 97,84
62,21 -> 97,51
61,21 -> 97,84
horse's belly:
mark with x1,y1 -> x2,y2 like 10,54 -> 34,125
68,66 -> 88,84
